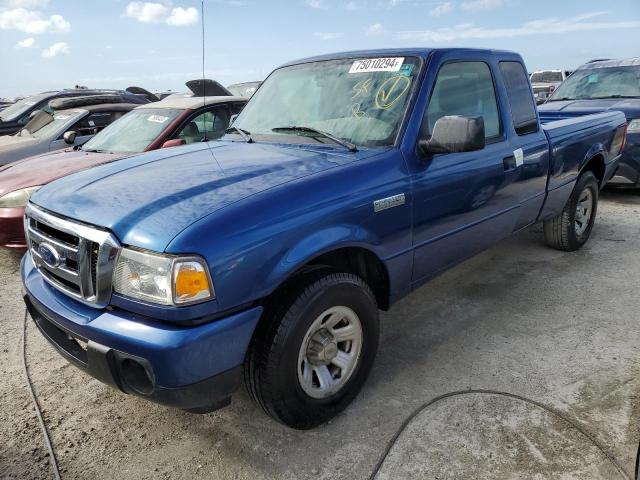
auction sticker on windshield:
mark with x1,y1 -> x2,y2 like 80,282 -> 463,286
349,57 -> 404,74
147,114 -> 169,123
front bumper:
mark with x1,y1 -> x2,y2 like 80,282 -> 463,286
22,253 -> 263,412
0,207 -> 27,249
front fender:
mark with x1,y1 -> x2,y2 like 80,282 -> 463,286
264,225 -> 385,290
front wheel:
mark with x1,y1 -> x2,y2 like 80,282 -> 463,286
543,171 -> 599,251
244,272 -> 379,429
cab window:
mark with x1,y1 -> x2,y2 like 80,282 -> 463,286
499,61 -> 539,135
424,61 -> 501,140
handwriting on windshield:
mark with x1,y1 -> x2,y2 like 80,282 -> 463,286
375,76 -> 411,110
351,103 -> 366,118
352,78 -> 373,99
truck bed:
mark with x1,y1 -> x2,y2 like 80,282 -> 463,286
539,110 -> 626,139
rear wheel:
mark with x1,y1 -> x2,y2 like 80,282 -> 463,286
543,171 -> 598,251
244,272 -> 379,429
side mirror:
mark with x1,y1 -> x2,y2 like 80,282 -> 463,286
161,138 -> 186,149
419,116 -> 485,155
229,114 -> 239,126
63,130 -> 77,145
28,110 -> 40,120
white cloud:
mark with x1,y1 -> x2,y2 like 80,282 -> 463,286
366,23 -> 386,36
124,2 -> 169,23
397,12 -> 640,42
429,2 -> 454,16
0,7 -> 70,33
42,41 -> 69,58
460,0 -> 505,11
124,2 -> 199,26
166,6 -> 198,26
313,31 -> 343,40
16,36 -> 35,48
306,0 -> 326,9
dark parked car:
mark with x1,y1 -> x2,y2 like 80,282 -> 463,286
0,87 -> 154,136
539,57 -> 640,186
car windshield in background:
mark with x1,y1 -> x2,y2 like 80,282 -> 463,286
530,72 -> 563,83
0,96 -> 42,122
233,57 -> 421,148
82,108 -> 182,153
19,110 -> 81,139
227,82 -> 262,98
549,66 -> 640,101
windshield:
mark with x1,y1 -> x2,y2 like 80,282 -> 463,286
232,56 -> 421,148
0,96 -> 43,122
549,66 -> 640,101
227,82 -> 262,98
530,71 -> 563,83
82,108 -> 182,153
18,110 -> 81,139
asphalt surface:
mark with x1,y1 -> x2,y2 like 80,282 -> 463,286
1,189 -> 639,479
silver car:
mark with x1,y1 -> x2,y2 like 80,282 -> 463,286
0,98 -> 135,165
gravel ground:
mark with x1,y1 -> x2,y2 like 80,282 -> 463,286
1,189 -> 639,480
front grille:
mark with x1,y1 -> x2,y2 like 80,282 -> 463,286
25,204 -> 120,308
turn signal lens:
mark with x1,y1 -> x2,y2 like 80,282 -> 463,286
173,260 -> 213,304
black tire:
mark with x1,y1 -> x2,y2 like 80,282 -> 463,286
543,171 -> 598,251
244,272 -> 379,429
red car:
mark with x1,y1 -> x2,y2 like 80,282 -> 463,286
0,92 -> 247,249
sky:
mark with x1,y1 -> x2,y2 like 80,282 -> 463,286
1,0 -> 639,97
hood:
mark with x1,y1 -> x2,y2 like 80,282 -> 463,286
0,149 -> 130,197
31,141 -> 373,252
0,134 -> 36,148
539,98 -> 640,120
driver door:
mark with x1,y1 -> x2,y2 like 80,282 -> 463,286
409,60 -> 520,283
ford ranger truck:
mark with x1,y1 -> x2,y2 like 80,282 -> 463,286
21,48 -> 627,429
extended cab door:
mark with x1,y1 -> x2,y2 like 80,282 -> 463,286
497,60 -> 550,229
407,56 -> 521,284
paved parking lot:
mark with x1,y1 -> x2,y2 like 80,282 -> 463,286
1,189 -> 639,480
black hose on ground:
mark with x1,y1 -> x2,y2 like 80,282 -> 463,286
367,389 -> 632,480
22,308 -> 61,480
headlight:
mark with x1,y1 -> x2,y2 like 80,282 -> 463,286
0,186 -> 42,208
113,248 -> 214,306
627,119 -> 640,133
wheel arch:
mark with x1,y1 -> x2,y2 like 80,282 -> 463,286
262,228 -> 392,311
579,148 -> 607,187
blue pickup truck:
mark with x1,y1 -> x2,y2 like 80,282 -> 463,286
21,48 -> 626,429
539,58 -> 639,186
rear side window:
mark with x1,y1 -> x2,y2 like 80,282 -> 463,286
424,61 -> 501,140
499,61 -> 538,136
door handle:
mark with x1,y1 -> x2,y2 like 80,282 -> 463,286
503,155 -> 517,171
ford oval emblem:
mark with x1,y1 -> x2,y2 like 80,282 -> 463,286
38,243 -> 60,268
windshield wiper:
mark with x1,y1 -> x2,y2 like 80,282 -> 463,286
272,126 -> 358,152
225,126 -> 253,143
588,95 -> 640,99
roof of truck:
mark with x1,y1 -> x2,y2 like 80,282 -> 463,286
134,94 -> 246,110
59,103 -> 138,114
578,57 -> 640,69
281,47 -> 519,68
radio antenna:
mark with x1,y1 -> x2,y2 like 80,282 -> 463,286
201,0 -> 208,141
